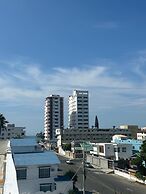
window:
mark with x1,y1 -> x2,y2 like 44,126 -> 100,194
122,147 -> 126,152
40,183 -> 56,192
16,168 -> 27,180
39,166 -> 50,178
40,183 -> 52,192
99,145 -> 104,153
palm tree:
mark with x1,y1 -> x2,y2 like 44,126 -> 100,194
0,114 -> 8,134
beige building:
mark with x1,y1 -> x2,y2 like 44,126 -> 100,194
119,125 -> 140,138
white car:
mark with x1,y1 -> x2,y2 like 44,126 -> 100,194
66,159 -> 73,164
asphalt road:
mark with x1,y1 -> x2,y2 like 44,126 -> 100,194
57,155 -> 146,194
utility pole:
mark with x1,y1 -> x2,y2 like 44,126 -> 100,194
83,142 -> 85,194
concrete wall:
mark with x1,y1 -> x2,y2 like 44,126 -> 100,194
87,154 -> 109,169
58,146 -> 65,156
3,152 -> 19,194
114,169 -> 146,184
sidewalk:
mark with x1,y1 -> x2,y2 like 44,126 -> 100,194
91,164 -> 114,174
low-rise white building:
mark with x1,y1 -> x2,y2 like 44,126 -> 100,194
112,135 -> 142,154
90,142 -> 132,161
4,137 -> 73,194
14,151 -> 66,194
137,132 -> 146,141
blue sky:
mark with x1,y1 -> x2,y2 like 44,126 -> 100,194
1,0 -> 146,134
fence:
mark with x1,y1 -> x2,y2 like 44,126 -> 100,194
86,154 -> 113,169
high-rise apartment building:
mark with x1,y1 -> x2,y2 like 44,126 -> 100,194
44,95 -> 64,141
68,90 -> 89,129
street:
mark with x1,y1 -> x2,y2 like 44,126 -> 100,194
58,155 -> 146,194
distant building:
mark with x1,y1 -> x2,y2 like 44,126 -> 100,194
0,124 -> 25,140
136,127 -> 146,141
68,90 -> 89,129
56,127 -> 132,145
119,125 -> 140,138
111,135 -> 142,154
137,132 -> 146,141
90,142 -> 133,161
44,95 -> 64,141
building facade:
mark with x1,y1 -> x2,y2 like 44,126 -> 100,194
4,137 -> 73,194
111,135 -> 142,154
44,95 -> 64,141
56,128 -> 132,145
68,90 -> 89,129
0,124 -> 25,140
119,125 -> 140,138
90,142 -> 133,161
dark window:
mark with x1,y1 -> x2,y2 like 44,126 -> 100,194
40,183 -> 52,192
99,145 -> 104,153
16,168 -> 27,180
39,166 -> 50,178
122,147 -> 126,152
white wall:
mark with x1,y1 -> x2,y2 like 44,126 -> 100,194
34,180 -> 73,194
114,169 -> 146,184
3,152 -> 19,194
18,164 -> 58,194
117,144 -> 132,160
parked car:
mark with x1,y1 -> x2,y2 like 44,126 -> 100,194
66,159 -> 73,164
85,162 -> 93,168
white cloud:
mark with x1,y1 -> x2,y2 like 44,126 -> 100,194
1,54 -> 146,132
0,59 -> 145,110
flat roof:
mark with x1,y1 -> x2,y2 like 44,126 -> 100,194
13,151 -> 60,166
11,137 -> 37,147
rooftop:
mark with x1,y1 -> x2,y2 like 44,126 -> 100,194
13,151 -> 60,166
11,136 -> 37,147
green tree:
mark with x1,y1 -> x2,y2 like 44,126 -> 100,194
62,143 -> 71,151
68,190 -> 76,194
132,140 -> 146,180
0,113 -> 8,134
36,131 -> 45,142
